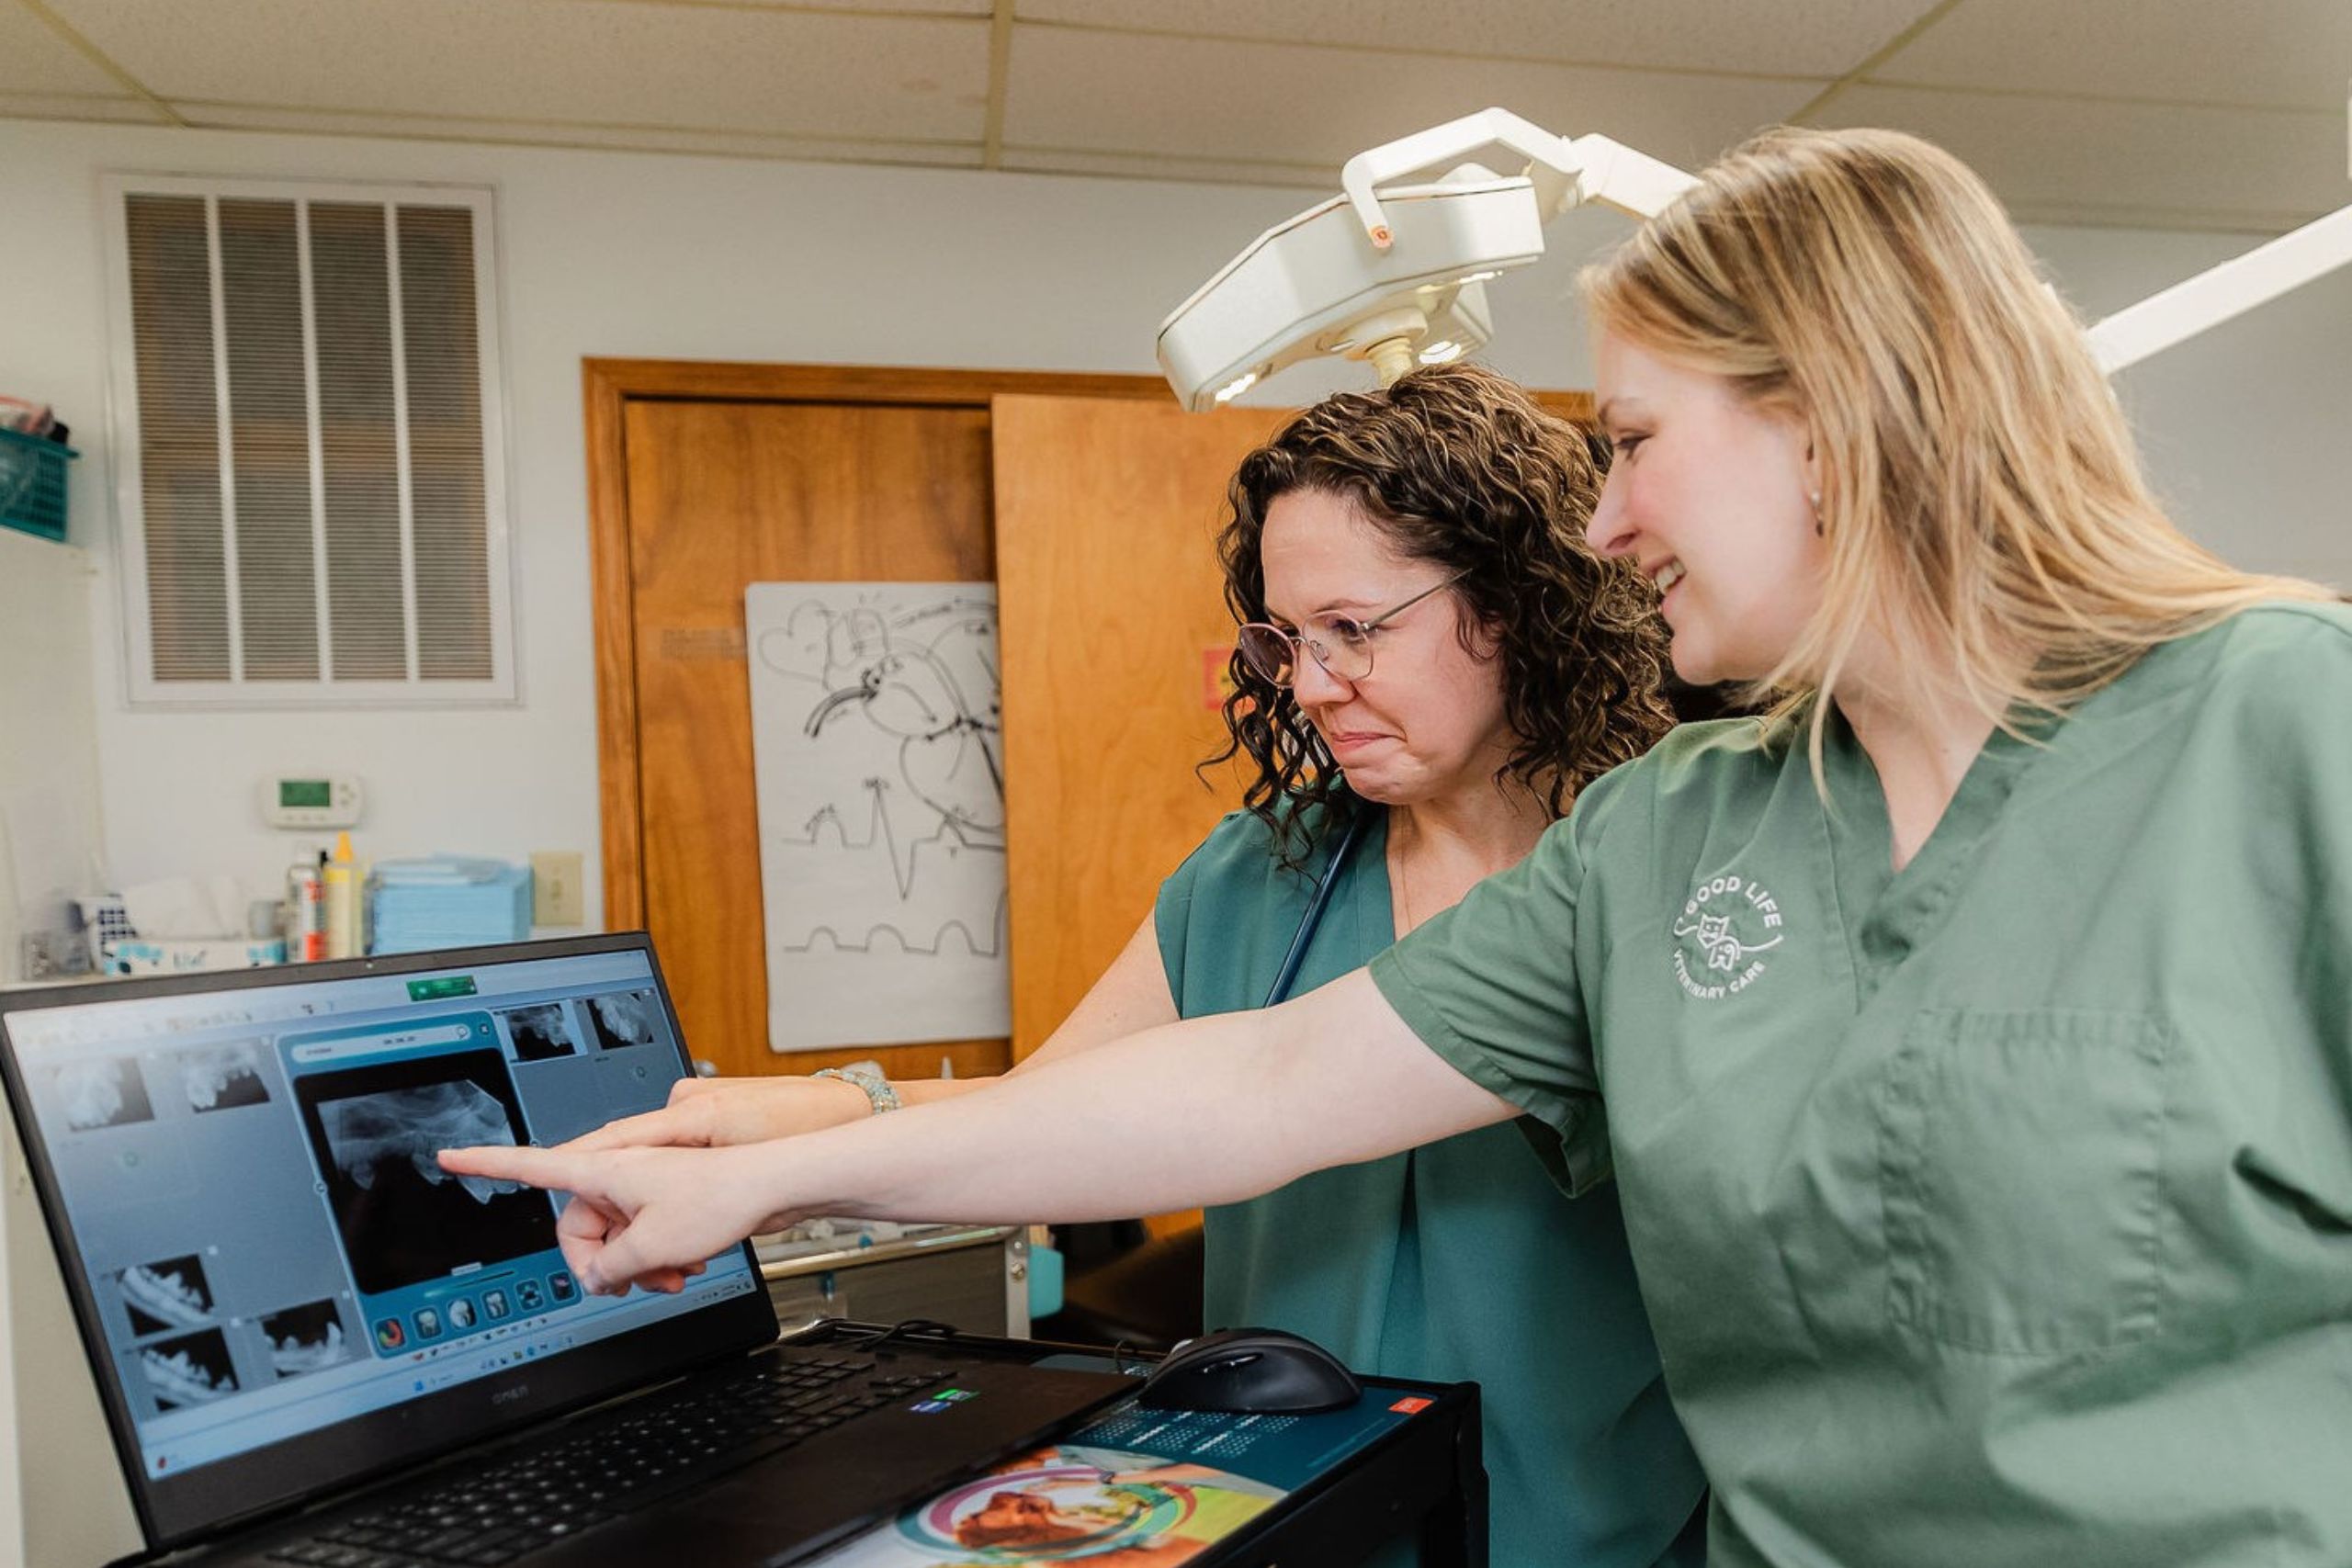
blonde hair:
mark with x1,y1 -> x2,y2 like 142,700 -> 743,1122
1581,126 -> 2328,742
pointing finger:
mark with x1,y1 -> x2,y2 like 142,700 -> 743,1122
437,1143 -> 593,1193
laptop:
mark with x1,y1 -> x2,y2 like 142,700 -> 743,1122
0,932 -> 1131,1566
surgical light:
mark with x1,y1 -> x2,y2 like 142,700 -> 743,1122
1159,104 -> 2352,409
1157,108 -> 1696,412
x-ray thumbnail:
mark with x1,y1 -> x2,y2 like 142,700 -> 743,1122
180,1042 -> 271,1113
117,1254 -> 217,1336
260,1299 -> 356,1380
499,1003 -> 579,1064
584,989 -> 662,1052
296,1050 -> 559,1295
52,1057 -> 154,1132
141,1327 -> 239,1412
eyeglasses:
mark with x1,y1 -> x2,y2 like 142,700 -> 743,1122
1236,571 -> 1469,689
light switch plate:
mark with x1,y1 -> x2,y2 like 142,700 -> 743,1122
530,851 -> 585,927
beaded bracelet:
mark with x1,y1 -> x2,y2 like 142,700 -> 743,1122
811,1065 -> 901,1115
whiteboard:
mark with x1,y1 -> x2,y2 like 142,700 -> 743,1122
744,583 -> 1010,1053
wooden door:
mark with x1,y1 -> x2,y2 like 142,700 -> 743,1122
619,399 -> 995,1079
586,362 -> 1167,1082
588,366 -> 1591,1086
992,396 -> 1292,1060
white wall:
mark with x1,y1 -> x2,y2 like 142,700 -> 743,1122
0,535 -> 103,984
3,118 -> 2347,915
2030,224 -> 2352,584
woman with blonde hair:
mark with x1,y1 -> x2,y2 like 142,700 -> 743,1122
452,127 -> 2352,1566
565,363 -> 1707,1565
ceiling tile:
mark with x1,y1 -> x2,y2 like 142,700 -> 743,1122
1003,27 -> 1824,174
0,92 -> 170,124
176,101 -> 983,167
1819,85 -> 2351,231
995,145 -> 1333,189
717,0 -> 990,12
0,4 -> 123,95
42,0 -> 990,141
1873,0 -> 2352,110
1015,0 -> 1943,79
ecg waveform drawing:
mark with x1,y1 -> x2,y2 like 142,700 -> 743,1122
779,778 -> 1006,955
745,583 -> 1012,1052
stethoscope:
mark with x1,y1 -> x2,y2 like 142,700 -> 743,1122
1260,803 -> 1374,1009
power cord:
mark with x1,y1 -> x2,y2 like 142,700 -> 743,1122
842,1318 -> 961,1356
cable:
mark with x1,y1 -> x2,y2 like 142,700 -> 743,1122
843,1317 -> 961,1356
1261,804 -> 1371,1009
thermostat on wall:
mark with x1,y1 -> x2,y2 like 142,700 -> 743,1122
263,774 -> 364,830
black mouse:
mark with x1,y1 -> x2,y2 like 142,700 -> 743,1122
1136,1327 -> 1363,1415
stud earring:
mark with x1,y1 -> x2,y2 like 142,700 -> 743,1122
1809,491 -> 1824,536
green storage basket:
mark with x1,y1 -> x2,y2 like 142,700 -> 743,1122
0,427 -> 77,543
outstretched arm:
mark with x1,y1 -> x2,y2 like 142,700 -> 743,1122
565,910 -> 1176,1150
442,967 -> 1512,1295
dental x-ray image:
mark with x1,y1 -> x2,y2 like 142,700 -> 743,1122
497,1003 -> 579,1064
116,1254 -> 217,1337
140,1327 -> 239,1412
52,1056 -> 155,1132
260,1299 -> 356,1380
178,1042 -> 271,1112
294,1050 -> 559,1295
584,989 -> 662,1052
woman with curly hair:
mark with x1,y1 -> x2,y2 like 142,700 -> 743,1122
568,363 -> 1706,1565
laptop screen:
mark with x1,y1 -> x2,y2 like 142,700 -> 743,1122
0,935 -> 777,1548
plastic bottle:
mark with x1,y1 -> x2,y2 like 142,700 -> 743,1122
287,854 -> 326,962
323,832 -> 359,959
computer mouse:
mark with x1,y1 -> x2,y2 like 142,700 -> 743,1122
1136,1327 -> 1363,1415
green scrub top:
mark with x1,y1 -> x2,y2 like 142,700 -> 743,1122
1159,805 -> 1706,1568
1371,604 -> 2352,1568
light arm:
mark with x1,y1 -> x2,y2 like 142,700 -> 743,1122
2087,201 -> 2352,373
1340,107 -> 1699,250
1558,132 -> 1705,223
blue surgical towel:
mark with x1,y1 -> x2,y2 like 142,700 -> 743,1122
368,857 -> 534,954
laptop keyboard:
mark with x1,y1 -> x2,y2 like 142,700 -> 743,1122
262,1353 -> 942,1568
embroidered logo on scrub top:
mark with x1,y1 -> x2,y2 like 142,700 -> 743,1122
1670,873 -> 1785,998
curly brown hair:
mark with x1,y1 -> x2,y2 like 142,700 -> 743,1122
1208,362 -> 1675,868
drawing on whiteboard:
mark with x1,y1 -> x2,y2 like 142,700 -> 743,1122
791,777 -> 999,950
746,583 -> 1012,1053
